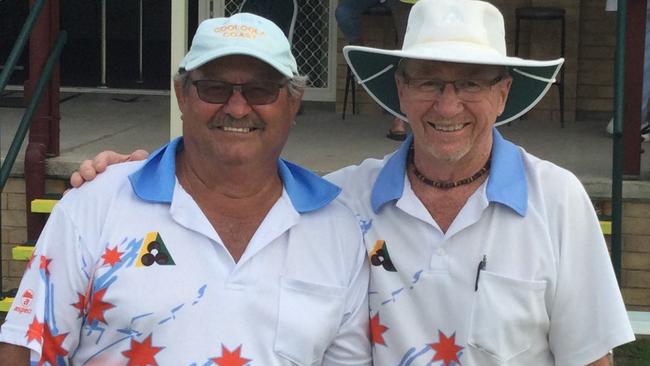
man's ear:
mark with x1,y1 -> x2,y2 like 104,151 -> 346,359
174,79 -> 186,113
496,76 -> 513,114
288,88 -> 304,117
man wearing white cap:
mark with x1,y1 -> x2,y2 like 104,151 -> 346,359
0,14 -> 371,365
61,0 -> 634,365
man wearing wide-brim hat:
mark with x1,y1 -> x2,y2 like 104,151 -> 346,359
329,0 -> 634,364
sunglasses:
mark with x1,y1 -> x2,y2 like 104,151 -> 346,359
191,79 -> 288,105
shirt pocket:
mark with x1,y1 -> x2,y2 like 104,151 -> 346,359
274,277 -> 347,366
467,270 -> 548,363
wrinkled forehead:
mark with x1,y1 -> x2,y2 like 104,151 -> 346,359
192,54 -> 284,81
401,59 -> 505,78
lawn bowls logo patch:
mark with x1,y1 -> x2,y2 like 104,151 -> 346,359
136,232 -> 175,267
370,240 -> 397,272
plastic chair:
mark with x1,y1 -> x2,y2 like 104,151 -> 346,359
342,4 -> 395,119
515,6 -> 566,127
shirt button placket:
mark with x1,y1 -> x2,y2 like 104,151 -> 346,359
430,246 -> 449,272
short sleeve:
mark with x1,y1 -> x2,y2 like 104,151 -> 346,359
548,180 -> 634,364
0,204 -> 93,363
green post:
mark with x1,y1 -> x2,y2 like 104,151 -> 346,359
611,0 -> 627,284
0,0 -> 46,93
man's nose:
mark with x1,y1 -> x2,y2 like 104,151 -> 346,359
222,88 -> 252,118
433,83 -> 464,116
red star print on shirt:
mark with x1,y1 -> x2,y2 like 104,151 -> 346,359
212,345 -> 251,366
38,323 -> 68,366
39,255 -> 52,276
370,314 -> 389,346
122,334 -> 163,366
71,292 -> 87,318
25,317 -> 44,344
430,331 -> 463,366
86,287 -> 115,325
27,253 -> 37,269
102,246 -> 123,266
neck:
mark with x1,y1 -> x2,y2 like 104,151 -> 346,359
412,153 -> 491,184
410,147 -> 490,189
176,149 -> 283,201
411,131 -> 493,182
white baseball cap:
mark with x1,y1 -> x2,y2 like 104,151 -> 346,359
179,13 -> 298,78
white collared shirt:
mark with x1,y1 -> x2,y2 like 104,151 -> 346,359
0,138 -> 371,366
327,129 -> 634,365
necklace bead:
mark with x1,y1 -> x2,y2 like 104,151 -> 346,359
408,147 -> 490,189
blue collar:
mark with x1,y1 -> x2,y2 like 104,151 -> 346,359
128,137 -> 341,214
370,129 -> 527,216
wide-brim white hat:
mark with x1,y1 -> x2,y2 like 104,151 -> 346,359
343,0 -> 564,125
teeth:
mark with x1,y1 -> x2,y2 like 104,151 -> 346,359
432,123 -> 464,132
222,127 -> 251,133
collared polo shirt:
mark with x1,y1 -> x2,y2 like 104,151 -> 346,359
0,138 -> 371,366
327,129 -> 634,365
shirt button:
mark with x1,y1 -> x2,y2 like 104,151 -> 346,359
436,248 -> 445,256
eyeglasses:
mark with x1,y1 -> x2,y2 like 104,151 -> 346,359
191,80 -> 288,105
403,75 -> 504,102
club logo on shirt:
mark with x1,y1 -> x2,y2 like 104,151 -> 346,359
13,289 -> 34,314
370,240 -> 397,272
136,232 -> 176,267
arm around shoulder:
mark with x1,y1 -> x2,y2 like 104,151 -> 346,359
69,149 -> 149,188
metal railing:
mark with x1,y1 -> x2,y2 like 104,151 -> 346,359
0,0 -> 67,302
0,0 -> 45,93
0,33 -> 66,189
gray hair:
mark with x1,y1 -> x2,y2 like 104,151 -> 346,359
174,69 -> 308,99
286,74 -> 308,98
394,58 -> 408,80
174,70 -> 192,92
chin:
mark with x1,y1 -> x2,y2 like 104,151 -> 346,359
428,145 -> 471,164
210,145 -> 254,163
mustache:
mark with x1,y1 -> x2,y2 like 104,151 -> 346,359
207,115 -> 266,130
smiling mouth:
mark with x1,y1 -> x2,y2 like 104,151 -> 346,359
428,122 -> 468,132
220,126 -> 257,133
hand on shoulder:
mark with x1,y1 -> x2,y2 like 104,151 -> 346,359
69,149 -> 149,189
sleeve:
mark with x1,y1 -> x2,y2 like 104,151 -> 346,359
0,203 -> 94,364
547,176 -> 635,365
322,227 -> 372,366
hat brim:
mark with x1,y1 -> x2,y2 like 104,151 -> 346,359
181,46 -> 295,78
343,45 -> 564,125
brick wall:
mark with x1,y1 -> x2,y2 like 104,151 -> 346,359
594,198 -> 650,311
1,177 -> 66,292
620,201 -> 650,310
577,0 -> 617,121
1,178 -> 28,292
334,0 -> 632,124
